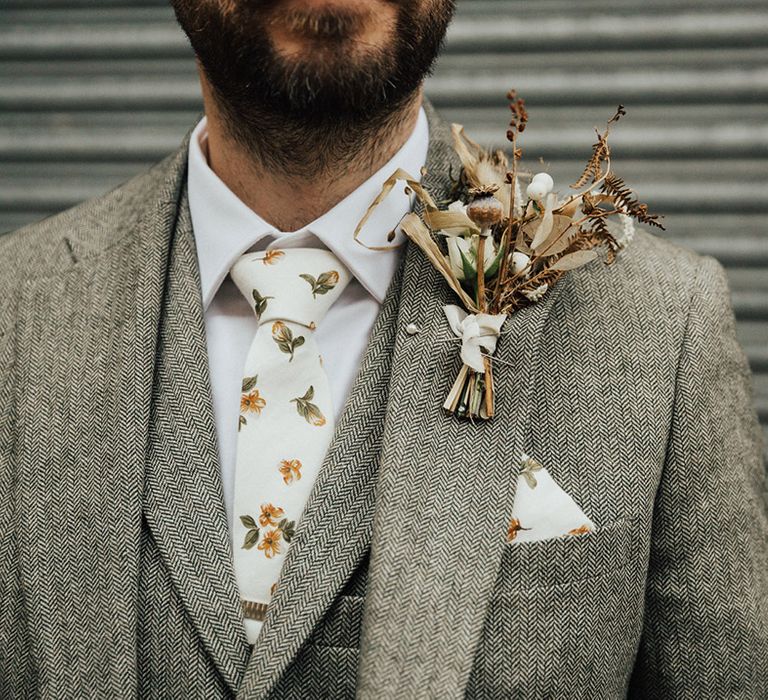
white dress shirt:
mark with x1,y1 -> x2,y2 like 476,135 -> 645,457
187,108 -> 429,524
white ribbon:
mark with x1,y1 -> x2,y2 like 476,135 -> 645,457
443,304 -> 507,373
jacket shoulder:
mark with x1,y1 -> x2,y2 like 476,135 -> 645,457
0,146 -> 186,289
573,227 -> 723,325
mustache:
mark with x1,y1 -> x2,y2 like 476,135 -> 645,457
262,0 -> 411,39
275,8 -> 366,39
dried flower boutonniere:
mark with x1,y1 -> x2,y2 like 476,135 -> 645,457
355,90 -> 664,420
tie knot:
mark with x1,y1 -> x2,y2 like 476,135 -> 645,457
230,248 -> 352,329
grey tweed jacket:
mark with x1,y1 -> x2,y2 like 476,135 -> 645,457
1,102 -> 767,699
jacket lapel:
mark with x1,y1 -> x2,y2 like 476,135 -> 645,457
12,144 -> 231,696
354,121 -> 571,696
141,174 -> 252,690
17,140 -> 250,694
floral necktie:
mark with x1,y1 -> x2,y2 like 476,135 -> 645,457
229,247 -> 352,644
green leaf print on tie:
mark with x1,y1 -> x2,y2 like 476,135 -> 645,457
240,515 -> 260,550
271,321 -> 306,361
290,385 -> 327,426
299,270 -> 340,298
252,288 -> 273,316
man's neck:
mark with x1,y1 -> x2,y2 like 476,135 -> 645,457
199,76 -> 424,233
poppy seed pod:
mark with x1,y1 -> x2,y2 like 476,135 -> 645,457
466,192 -> 504,232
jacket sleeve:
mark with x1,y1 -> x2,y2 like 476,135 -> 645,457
628,254 -> 768,698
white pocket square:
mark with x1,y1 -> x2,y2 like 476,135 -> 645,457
507,454 -> 595,543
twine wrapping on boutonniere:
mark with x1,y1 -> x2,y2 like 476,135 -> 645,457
354,90 -> 664,420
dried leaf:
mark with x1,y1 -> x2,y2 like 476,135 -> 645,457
555,194 -> 582,218
541,223 -> 578,257
398,212 -> 478,312
423,209 -> 480,235
451,123 -> 483,188
549,249 -> 599,271
530,206 -> 554,251
534,215 -> 578,257
353,168 -> 438,251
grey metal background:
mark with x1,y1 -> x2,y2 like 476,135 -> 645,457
1,0 -> 766,439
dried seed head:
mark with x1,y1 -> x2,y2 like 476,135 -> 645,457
506,89 -> 528,141
467,188 -> 504,229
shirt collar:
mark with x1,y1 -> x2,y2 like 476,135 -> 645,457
187,107 -> 429,309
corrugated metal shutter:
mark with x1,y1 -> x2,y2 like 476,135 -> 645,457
1,0 -> 766,440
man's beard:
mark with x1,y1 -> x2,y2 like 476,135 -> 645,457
170,0 -> 455,174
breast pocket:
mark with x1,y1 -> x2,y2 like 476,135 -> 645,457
467,517 -> 649,697
496,516 -> 645,591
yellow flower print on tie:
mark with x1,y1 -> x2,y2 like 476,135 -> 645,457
241,391 -> 266,414
239,375 -> 266,431
239,511 -> 295,552
259,503 -> 285,527
279,459 -> 303,484
262,249 -> 284,265
271,321 -> 305,362
258,529 -> 282,558
299,270 -> 340,298
290,385 -> 326,426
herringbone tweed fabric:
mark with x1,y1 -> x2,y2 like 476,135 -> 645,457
0,101 -> 766,699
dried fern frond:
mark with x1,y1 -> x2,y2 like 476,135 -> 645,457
601,174 -> 665,230
570,105 -> 626,190
582,217 -> 618,263
572,130 -> 610,189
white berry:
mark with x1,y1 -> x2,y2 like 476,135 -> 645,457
511,252 -> 531,275
526,180 -> 549,201
531,172 -> 554,192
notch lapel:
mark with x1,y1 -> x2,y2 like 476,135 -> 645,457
354,136 -> 571,695
11,142 -> 251,697
141,176 -> 251,690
